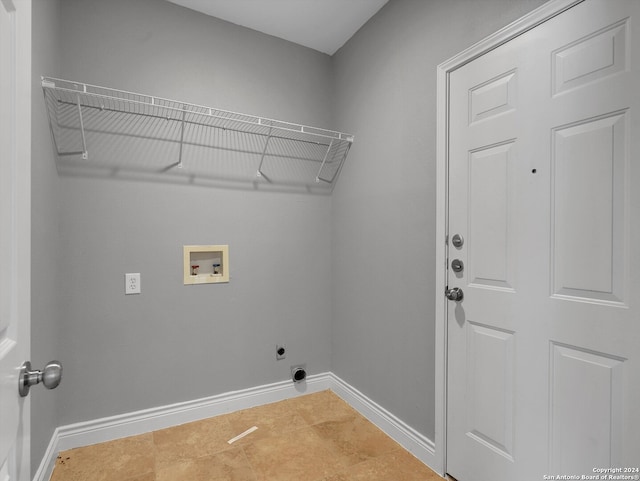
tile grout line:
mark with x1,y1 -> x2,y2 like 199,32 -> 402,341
238,443 -> 260,481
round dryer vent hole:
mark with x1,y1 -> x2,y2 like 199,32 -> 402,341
291,366 -> 307,383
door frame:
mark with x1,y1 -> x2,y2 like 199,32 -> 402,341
433,0 -> 583,475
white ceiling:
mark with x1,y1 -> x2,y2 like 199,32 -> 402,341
166,0 -> 389,55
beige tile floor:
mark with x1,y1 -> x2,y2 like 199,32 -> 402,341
50,390 -> 443,481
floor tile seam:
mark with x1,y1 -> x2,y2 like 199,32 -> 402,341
150,430 -> 161,475
229,410 -> 324,446
310,461 -> 351,481
235,424 -> 312,447
346,444 -> 404,468
301,425 -> 356,474
317,447 -> 409,481
305,414 -> 359,429
239,422 -> 324,448
292,406 -> 361,428
305,420 -> 409,473
151,415 -> 239,466
155,445 -> 253,472
236,444 -> 260,481
228,411 -> 312,433
239,424 -> 343,480
153,443 -> 242,470
152,447 -> 254,481
119,470 -> 156,481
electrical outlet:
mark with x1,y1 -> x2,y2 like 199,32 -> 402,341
125,273 -> 141,295
276,344 -> 286,360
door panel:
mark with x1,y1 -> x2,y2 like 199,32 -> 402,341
549,343 -> 625,472
552,111 -> 627,304
446,1 -> 640,479
466,322 -> 515,460
552,18 -> 628,96
468,141 -> 517,290
469,70 -> 517,124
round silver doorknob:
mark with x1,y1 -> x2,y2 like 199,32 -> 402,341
19,360 -> 63,397
445,287 -> 464,301
41,361 -> 63,389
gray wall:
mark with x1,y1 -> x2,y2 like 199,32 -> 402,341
31,0 -> 62,475
29,0 -> 550,471
53,0 -> 334,426
330,0 -> 547,440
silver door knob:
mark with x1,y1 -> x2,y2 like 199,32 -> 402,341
19,360 -> 62,397
445,287 -> 464,301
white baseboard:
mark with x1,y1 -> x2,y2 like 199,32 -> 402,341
327,373 -> 437,471
33,372 -> 438,481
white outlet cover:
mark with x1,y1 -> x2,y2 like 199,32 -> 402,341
125,273 -> 141,295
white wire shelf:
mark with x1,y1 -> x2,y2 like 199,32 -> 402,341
42,77 -> 354,190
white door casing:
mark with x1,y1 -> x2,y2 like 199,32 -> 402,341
437,0 -> 640,479
0,0 -> 31,480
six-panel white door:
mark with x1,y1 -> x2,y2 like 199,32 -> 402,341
0,0 -> 31,480
447,0 -> 640,479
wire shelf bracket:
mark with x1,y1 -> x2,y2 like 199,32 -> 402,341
256,126 -> 273,180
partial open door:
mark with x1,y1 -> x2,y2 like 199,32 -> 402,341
0,0 -> 31,480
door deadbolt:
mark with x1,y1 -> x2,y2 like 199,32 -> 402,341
451,259 -> 464,272
445,287 -> 464,301
451,234 -> 464,248
19,360 -> 63,397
